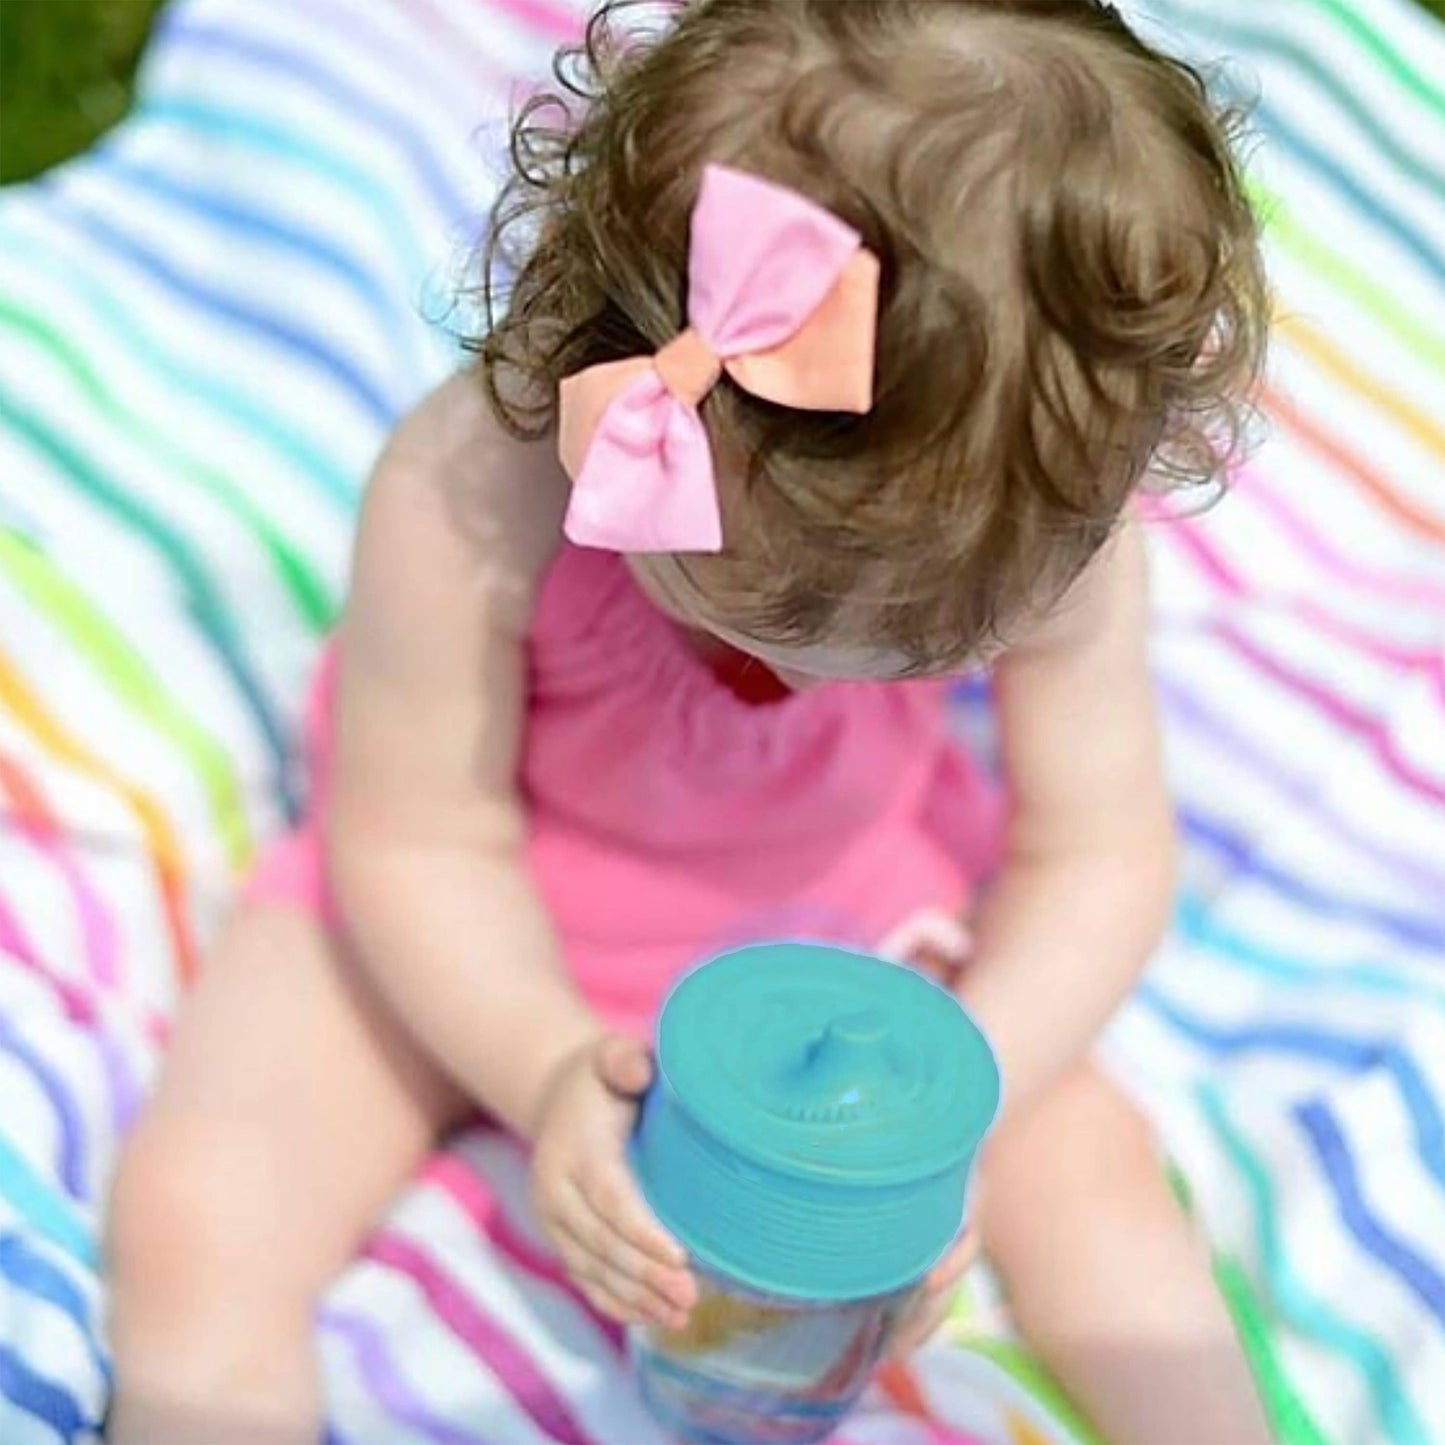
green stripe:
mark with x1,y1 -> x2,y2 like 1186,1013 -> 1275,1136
1172,1160 -> 1339,1444
0,216 -> 356,510
959,1337 -> 1103,1444
1200,1087 -> 1428,1445
1304,0 -> 1445,125
0,530 -> 250,868
1257,183 -> 1445,378
0,388 -> 280,724
1157,2 -> 1444,203
0,298 -> 332,631
1215,1257 -> 1332,1445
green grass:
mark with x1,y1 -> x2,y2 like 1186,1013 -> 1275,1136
0,0 -> 166,183
1,0 -> 1442,186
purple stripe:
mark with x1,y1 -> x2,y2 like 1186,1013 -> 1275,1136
0,1015 -> 88,1200
1216,620 -> 1445,810
96,1025 -> 143,1139
1180,804 -> 1445,951
0,858 -> 145,1135
1159,678 -> 1445,897
321,1307 -> 488,1445
365,1232 -> 596,1445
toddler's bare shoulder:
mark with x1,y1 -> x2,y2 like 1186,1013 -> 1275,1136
367,371 -> 569,624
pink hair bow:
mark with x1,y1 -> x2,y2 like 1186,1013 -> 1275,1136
558,164 -> 880,553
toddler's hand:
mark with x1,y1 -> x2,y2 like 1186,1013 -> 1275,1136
530,1036 -> 697,1330
886,1228 -> 979,1357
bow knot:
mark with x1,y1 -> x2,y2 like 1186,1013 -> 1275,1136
653,328 -> 723,408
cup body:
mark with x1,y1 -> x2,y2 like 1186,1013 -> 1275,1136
628,943 -> 1000,1442
630,1266 -> 918,1445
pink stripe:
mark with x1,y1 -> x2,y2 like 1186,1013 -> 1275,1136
364,1231 -> 596,1445
0,893 -> 42,973
385,0 -> 509,91
1215,620 -> 1445,809
0,754 -> 122,991
1236,468 -> 1445,611
1151,512 -> 1445,701
1,827 -> 168,1045
481,0 -> 584,43
1289,603 -> 1445,706
0,888 -> 104,1028
18,828 -> 120,992
426,1152 -> 626,1352
1150,511 -> 1247,597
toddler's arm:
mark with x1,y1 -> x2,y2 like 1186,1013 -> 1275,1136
959,522 -> 1177,1116
324,377 -> 692,1326
325,376 -> 591,1135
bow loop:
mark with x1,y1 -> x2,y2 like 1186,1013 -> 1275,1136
559,165 -> 879,554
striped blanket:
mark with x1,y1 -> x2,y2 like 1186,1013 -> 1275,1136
0,0 -> 1441,1440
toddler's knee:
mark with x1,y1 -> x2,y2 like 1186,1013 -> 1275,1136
988,1066 -> 1162,1203
107,1121 -> 307,1320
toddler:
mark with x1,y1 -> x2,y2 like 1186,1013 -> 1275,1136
106,2 -> 1272,1442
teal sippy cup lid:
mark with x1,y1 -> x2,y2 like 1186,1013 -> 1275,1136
632,943 -> 1001,1302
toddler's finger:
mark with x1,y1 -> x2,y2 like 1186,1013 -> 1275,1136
551,1188 -> 694,1316
552,1227 -> 675,1325
581,1164 -> 689,1270
596,1036 -> 654,1098
926,1229 -> 979,1292
597,1229 -> 697,1314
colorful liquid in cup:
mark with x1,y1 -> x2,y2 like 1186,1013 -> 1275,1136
630,943 -> 1000,1445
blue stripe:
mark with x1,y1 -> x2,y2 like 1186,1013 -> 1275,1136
0,1234 -> 109,1384
137,96 -> 437,308
93,148 -> 435,387
1178,806 -> 1445,954
1142,984 -> 1445,1189
37,188 -> 397,429
1298,1100 -> 1445,1331
0,1134 -> 94,1269
1177,893 -> 1445,1012
1200,1087 -> 1427,1445
158,12 -> 474,234
0,212 -> 355,510
1147,3 -> 1445,292
0,1344 -> 91,1441
1252,96 -> 1445,293
1151,1 -> 1445,196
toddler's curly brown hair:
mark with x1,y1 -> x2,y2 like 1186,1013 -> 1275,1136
474,0 -> 1267,673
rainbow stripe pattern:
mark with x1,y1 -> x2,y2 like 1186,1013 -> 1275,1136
0,0 -> 1440,1439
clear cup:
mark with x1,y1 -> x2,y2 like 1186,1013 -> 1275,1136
630,1266 -> 919,1444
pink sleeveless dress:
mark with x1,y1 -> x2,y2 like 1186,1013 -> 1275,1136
247,543 -> 1003,1036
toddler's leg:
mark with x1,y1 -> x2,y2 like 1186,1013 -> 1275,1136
106,906 -> 468,1445
979,1066 -> 1271,1445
